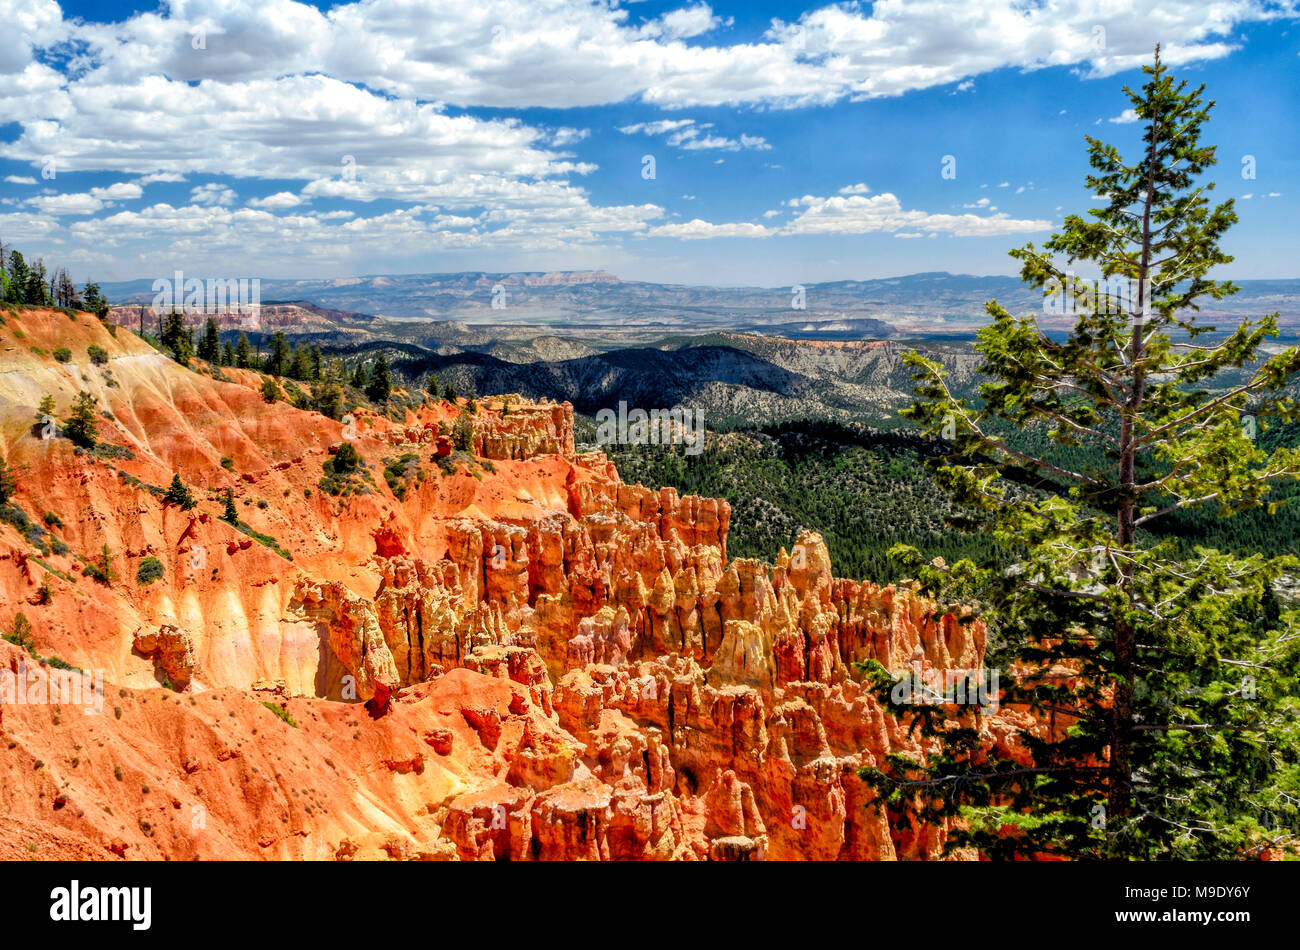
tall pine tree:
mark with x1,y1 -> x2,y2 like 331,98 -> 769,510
866,48 -> 1300,859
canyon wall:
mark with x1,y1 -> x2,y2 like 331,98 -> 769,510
0,308 -> 1016,860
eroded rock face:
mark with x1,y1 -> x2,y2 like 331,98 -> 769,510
0,326 -> 1002,861
132,624 -> 199,690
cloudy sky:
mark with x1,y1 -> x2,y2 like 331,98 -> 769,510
1,0 -> 1297,286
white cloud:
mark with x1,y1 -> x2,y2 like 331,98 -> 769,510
27,192 -> 106,215
1108,108 -> 1140,123
619,117 -> 770,152
4,175 -> 36,185
247,191 -> 304,209
191,183 -> 238,206
839,183 -> 870,195
92,182 -> 143,201
783,191 -> 1052,238
639,4 -> 731,41
646,219 -> 772,240
50,0 -> 1275,111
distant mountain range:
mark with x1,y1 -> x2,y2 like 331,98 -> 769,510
100,270 -> 1300,339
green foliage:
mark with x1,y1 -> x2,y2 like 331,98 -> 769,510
333,441 -> 360,473
382,453 -> 423,500
265,331 -> 290,377
83,543 -> 116,585
608,421 -> 993,584
451,414 -> 474,452
261,701 -> 299,727
869,50 -> 1300,860
52,347 -> 71,363
163,473 -> 196,510
160,310 -> 194,365
365,354 -> 391,404
0,453 -> 15,505
260,377 -> 281,403
135,556 -> 164,585
319,441 -> 371,497
86,344 -> 108,366
63,391 -> 99,448
221,488 -> 238,523
197,318 -> 220,362
4,613 -> 34,651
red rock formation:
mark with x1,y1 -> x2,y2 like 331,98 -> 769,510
0,309 -> 1010,860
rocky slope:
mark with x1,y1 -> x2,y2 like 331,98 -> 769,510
0,308 -> 1022,860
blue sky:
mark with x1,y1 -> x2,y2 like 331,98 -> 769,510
1,0 -> 1297,286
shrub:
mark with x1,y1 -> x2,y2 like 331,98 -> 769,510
87,344 -> 108,366
332,441 -> 361,474
52,347 -> 71,363
4,613 -> 34,651
220,456 -> 234,471
262,701 -> 299,727
136,556 -> 164,585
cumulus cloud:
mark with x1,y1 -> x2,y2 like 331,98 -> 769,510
0,0 -> 1278,271
646,219 -> 773,239
23,0 -> 1269,114
784,191 -> 1052,238
247,191 -> 304,209
190,183 -> 238,206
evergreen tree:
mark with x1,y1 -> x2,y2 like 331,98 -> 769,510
869,49 -> 1300,859
235,333 -> 253,368
444,383 -> 457,404
289,343 -> 313,381
160,309 -> 194,364
4,251 -> 26,304
63,391 -> 99,448
365,354 -> 391,403
163,473 -> 196,510
350,361 -> 368,389
91,543 -> 117,585
312,361 -> 344,420
197,318 -> 220,362
0,452 -> 16,504
451,414 -> 474,452
265,331 -> 290,377
82,281 -> 109,317
23,258 -> 48,306
221,340 -> 236,367
221,487 -> 238,523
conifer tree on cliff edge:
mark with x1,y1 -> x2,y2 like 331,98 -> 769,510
861,47 -> 1300,859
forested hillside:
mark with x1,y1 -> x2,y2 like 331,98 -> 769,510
601,417 -> 1300,585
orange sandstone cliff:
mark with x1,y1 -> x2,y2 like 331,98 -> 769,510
0,308 -> 1021,860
